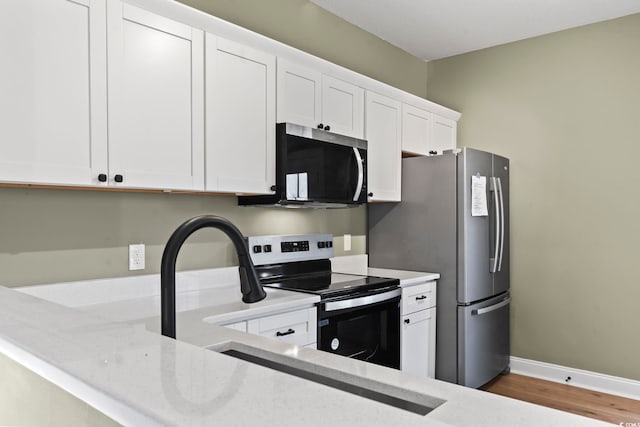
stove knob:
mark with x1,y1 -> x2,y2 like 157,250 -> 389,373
252,245 -> 262,253
263,244 -> 272,253
327,241 -> 333,248
318,242 -> 326,248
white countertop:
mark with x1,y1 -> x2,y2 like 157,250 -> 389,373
1,268 -> 609,427
331,254 -> 440,287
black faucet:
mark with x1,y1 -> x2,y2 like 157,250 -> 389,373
160,215 -> 267,339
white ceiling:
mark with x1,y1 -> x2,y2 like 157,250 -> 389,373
309,0 -> 640,60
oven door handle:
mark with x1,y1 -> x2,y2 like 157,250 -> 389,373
323,288 -> 401,312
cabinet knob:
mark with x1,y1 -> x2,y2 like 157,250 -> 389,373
97,174 -> 107,183
429,150 -> 438,155
368,192 -> 373,197
270,185 -> 277,192
324,125 -> 330,131
317,123 -> 324,129
114,174 -> 124,183
404,319 -> 410,324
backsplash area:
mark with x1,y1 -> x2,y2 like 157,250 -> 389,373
0,187 -> 365,287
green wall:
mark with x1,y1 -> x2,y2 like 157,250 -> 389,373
0,0 -> 428,287
177,0 -> 428,97
427,13 -> 640,381
0,188 -> 365,286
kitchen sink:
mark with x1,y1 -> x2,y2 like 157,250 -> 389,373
209,342 -> 444,415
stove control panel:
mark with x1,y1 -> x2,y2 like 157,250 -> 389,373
247,234 -> 334,265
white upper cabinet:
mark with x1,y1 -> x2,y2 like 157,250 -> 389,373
0,0 -> 107,186
205,36 -> 276,194
402,103 -> 431,156
276,59 -> 322,130
402,104 -> 457,156
107,3 -> 204,191
430,114 -> 457,155
321,75 -> 364,138
277,59 -> 364,139
365,91 -> 402,202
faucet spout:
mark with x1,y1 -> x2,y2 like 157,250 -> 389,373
160,215 -> 266,339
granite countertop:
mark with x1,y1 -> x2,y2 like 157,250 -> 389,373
0,269 -> 610,427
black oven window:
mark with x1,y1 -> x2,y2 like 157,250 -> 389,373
319,301 -> 400,369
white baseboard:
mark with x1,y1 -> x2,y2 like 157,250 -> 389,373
510,356 -> 640,400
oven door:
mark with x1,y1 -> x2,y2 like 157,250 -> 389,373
317,288 -> 401,369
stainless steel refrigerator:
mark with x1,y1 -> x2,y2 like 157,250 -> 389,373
368,147 -> 510,388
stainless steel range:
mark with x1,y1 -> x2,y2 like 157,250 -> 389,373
248,234 -> 401,369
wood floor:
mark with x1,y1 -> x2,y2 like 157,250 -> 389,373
482,373 -> 640,425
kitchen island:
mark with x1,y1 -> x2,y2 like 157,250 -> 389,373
0,270 -> 609,427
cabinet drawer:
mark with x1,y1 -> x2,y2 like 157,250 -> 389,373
401,281 -> 436,315
247,307 -> 317,346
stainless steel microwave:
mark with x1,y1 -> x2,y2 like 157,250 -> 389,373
238,123 -> 367,208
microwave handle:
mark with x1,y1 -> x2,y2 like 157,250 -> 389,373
352,147 -> 364,201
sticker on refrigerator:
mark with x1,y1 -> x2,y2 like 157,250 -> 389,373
471,175 -> 488,216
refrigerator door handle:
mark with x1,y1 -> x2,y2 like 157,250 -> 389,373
497,177 -> 505,272
472,297 -> 511,316
489,177 -> 500,273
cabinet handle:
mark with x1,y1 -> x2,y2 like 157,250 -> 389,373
324,125 -> 330,131
97,174 -> 107,183
276,328 -> 295,337
404,319 -> 410,324
368,192 -> 373,197
270,185 -> 277,192
114,174 -> 124,183
317,123 -> 324,129
416,295 -> 427,301
429,150 -> 437,155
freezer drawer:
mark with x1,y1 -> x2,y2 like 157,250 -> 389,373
457,293 -> 510,388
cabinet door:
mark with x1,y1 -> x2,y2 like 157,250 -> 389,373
321,75 -> 364,138
401,307 -> 436,379
0,0 -> 107,186
206,36 -> 275,194
107,3 -> 204,190
402,104 -> 431,156
430,114 -> 457,155
365,91 -> 402,202
276,59 -> 321,129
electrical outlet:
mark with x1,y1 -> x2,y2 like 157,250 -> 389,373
129,244 -> 145,271
343,234 -> 352,251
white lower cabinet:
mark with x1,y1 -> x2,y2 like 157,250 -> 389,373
223,307 -> 317,347
400,281 -> 437,378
